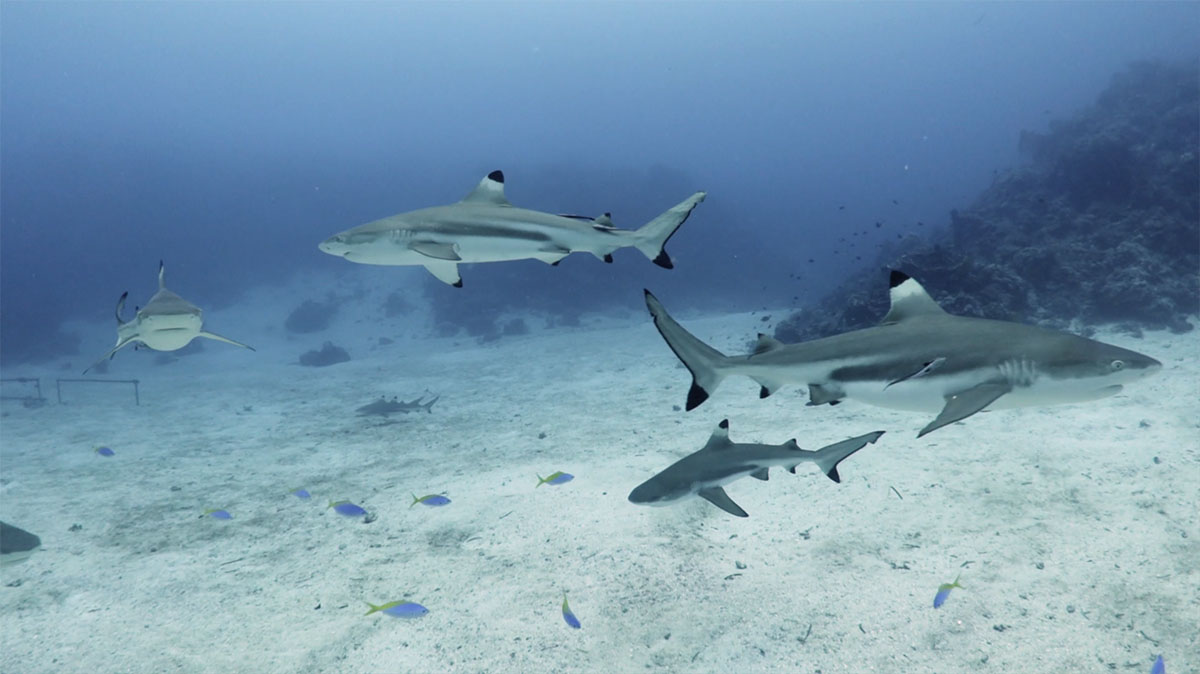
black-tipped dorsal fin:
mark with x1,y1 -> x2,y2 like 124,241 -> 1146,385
880,270 -> 946,325
158,260 -> 166,290
460,171 -> 510,205
705,419 -> 733,450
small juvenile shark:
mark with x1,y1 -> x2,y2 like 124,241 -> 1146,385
355,395 -> 439,417
645,271 -> 1162,437
319,170 -> 706,287
628,419 -> 884,518
84,262 -> 254,373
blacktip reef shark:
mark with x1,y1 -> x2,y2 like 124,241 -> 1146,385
645,271 -> 1161,437
318,170 -> 706,287
84,262 -> 254,373
628,419 -> 884,518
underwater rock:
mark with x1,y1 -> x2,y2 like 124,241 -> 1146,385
299,341 -> 350,367
778,60 -> 1198,341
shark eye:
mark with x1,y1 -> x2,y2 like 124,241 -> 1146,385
1110,360 -> 1125,371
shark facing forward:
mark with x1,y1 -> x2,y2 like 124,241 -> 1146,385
319,171 -> 706,287
628,420 -> 884,518
84,262 -> 254,373
645,271 -> 1161,437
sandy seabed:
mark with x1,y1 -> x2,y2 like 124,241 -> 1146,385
2,275 -> 1197,674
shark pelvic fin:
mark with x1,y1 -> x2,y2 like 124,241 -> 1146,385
880,270 -> 947,325
459,171 -> 510,206
806,383 -> 845,406
698,486 -> 748,518
919,382 -> 1011,437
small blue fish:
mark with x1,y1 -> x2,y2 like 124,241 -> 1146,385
204,509 -> 232,520
290,488 -> 311,500
95,446 -> 115,457
1151,655 -> 1165,674
328,500 -> 367,517
365,600 -> 428,619
561,593 -> 581,629
933,575 -> 963,608
537,471 -> 574,487
411,493 -> 451,508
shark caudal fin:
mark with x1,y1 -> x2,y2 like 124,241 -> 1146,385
805,431 -> 885,483
644,289 -> 730,410
630,192 -> 706,269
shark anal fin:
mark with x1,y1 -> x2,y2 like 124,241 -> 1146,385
750,468 -> 770,481
807,383 -> 845,406
423,261 -> 463,287
410,241 -> 461,261
919,382 -> 1012,437
698,487 -> 748,518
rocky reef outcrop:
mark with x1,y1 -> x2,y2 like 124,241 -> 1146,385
777,60 -> 1199,343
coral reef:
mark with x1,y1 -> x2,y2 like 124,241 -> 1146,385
777,60 -> 1198,343
298,341 -> 350,367
285,299 -> 338,334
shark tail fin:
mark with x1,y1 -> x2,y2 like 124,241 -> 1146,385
809,431 -> 885,483
644,289 -> 730,410
629,192 -> 706,269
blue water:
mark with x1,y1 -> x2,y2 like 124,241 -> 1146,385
1,4 -> 1197,674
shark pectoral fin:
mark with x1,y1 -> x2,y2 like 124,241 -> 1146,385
198,331 -> 255,351
410,241 -> 461,261
806,383 -> 845,406
919,382 -> 1012,437
811,431 -> 886,483
84,337 -> 138,374
698,487 -> 749,518
423,261 -> 463,287
750,468 -> 770,481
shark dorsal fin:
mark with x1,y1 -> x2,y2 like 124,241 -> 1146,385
157,260 -> 166,290
753,333 -> 784,355
460,170 -> 510,206
704,419 -> 733,450
880,270 -> 947,325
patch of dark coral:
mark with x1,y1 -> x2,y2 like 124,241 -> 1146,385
299,341 -> 350,367
285,299 -> 338,334
777,60 -> 1198,343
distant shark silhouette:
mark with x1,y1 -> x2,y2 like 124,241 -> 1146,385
645,271 -> 1161,437
84,262 -> 254,373
319,170 -> 706,286
628,420 -> 884,518
356,395 -> 439,417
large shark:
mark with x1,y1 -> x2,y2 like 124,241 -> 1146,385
645,271 -> 1162,437
319,170 -> 706,287
628,419 -> 884,518
84,262 -> 254,373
